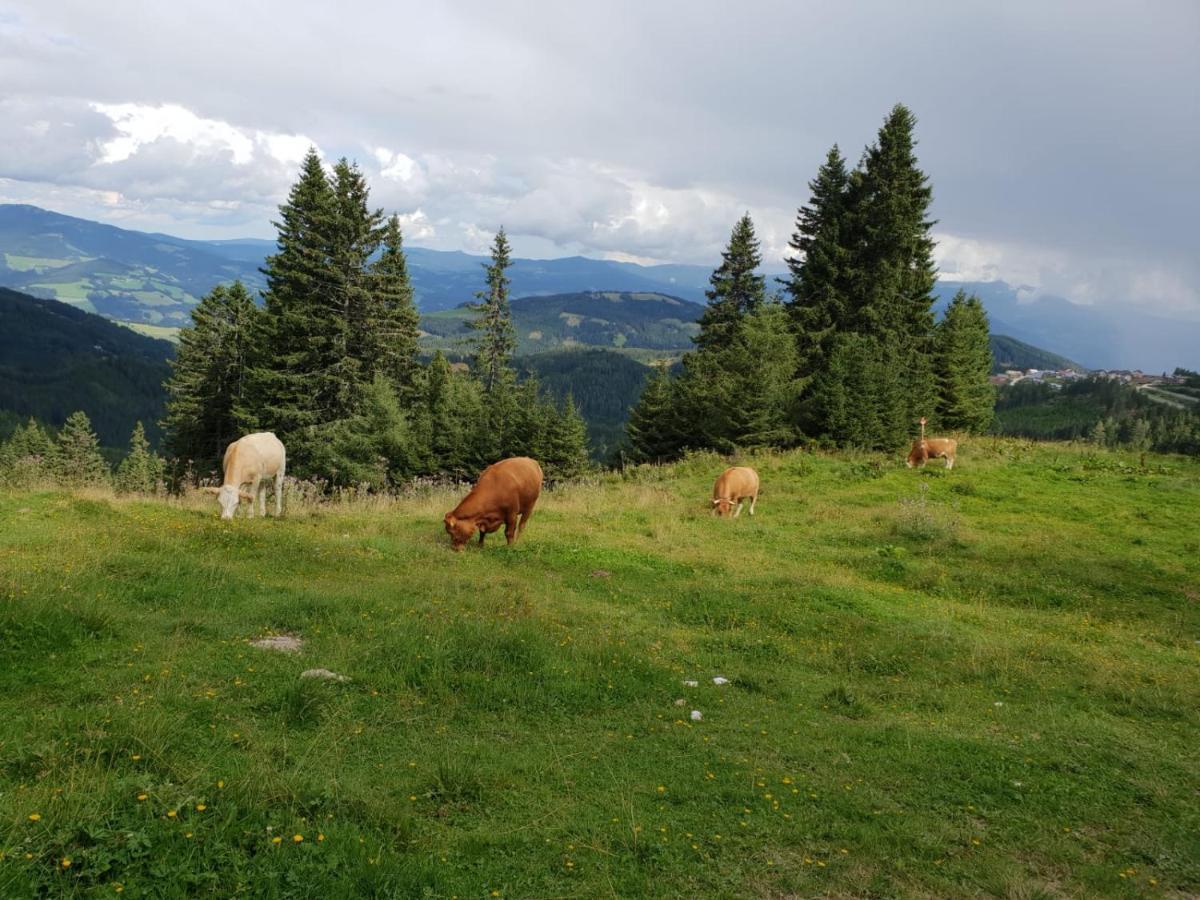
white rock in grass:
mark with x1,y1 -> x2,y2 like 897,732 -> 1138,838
251,633 -> 303,653
690,710 -> 703,721
682,680 -> 699,688
712,676 -> 729,685
300,668 -> 348,682
674,698 -> 686,706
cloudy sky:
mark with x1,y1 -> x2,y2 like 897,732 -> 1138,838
1,0 -> 1197,317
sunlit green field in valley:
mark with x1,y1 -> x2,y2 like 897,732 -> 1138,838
1,440 -> 1197,897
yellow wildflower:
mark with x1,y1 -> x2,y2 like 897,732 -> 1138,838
28,813 -> 41,822
293,834 -> 303,843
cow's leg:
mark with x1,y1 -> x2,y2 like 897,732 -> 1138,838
733,499 -> 744,518
518,497 -> 537,535
258,481 -> 268,517
274,471 -> 284,516
748,494 -> 757,516
247,477 -> 260,518
478,529 -> 486,546
505,512 -> 520,545
945,455 -> 954,470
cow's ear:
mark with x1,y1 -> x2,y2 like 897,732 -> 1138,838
239,490 -> 254,502
202,486 -> 220,495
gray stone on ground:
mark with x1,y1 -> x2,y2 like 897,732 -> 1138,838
300,668 -> 349,682
251,633 -> 303,653
589,569 -> 612,578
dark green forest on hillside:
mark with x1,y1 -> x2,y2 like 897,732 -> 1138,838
994,375 -> 1200,453
0,287 -> 172,447
519,349 -> 651,459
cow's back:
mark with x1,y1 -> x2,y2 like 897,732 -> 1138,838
714,466 -> 758,499
224,432 -> 285,483
458,457 -> 542,516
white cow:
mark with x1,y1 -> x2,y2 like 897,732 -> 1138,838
205,432 -> 286,519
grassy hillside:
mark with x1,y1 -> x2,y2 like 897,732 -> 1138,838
0,205 -> 264,332
1,441 -> 1196,897
989,334 -> 1084,374
0,287 -> 174,447
421,291 -> 703,356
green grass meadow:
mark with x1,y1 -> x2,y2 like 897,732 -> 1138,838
1,441 -> 1197,897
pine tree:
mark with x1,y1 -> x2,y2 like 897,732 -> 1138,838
935,291 -> 995,432
52,411 -> 109,486
307,375 -> 418,489
0,418 -> 54,486
783,144 -> 852,391
543,393 -> 590,481
422,351 -> 487,478
116,421 -> 164,493
626,362 -> 687,463
252,148 -> 337,460
695,214 -> 765,352
161,281 -> 260,476
1089,419 -> 1108,446
847,104 -> 939,431
329,158 -> 384,402
369,215 -> 421,397
470,228 -> 517,393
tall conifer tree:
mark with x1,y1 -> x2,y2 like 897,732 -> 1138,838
253,148 -> 336,451
52,411 -> 109,486
935,291 -> 995,432
695,214 -> 765,352
470,228 -> 517,393
783,145 -> 852,389
162,281 -> 259,474
369,215 -> 421,396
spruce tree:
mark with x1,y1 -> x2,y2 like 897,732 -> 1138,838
0,418 -> 54,486
935,291 -> 995,432
161,281 -> 260,476
329,158 -> 384,403
252,148 -> 337,460
847,104 -> 939,433
116,421 -> 164,493
543,393 -> 590,480
423,351 -> 487,478
695,214 -> 765,352
369,214 -> 422,397
470,228 -> 517,393
626,362 -> 686,463
52,411 -> 109,486
783,145 -> 852,401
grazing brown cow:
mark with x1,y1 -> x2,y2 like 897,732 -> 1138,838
444,457 -> 543,551
711,466 -> 760,518
906,417 -> 957,469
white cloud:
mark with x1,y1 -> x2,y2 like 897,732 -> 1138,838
91,102 -> 256,165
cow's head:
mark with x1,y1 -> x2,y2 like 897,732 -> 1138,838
444,513 -> 475,551
712,497 -> 735,517
906,442 -> 927,469
205,485 -> 253,519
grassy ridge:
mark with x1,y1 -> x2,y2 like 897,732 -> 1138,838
1,441 -> 1197,897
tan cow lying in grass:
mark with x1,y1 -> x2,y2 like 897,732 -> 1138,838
444,456 -> 543,551
205,432 -> 286,519
712,466 -> 759,517
906,417 -> 957,469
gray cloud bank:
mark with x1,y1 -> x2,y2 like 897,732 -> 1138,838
0,0 -> 1196,317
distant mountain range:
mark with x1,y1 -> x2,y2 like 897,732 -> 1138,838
2,203 -> 1194,371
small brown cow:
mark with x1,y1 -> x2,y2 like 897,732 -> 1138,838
444,457 -> 543,551
906,417 -> 957,469
711,466 -> 759,518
